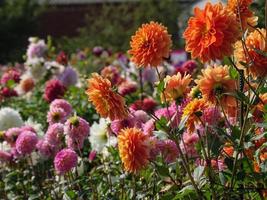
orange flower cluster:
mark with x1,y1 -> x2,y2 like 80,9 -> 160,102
196,65 -> 237,115
128,21 -> 172,67
118,128 -> 150,173
162,73 -> 192,102
86,73 -> 128,121
183,2 -> 239,63
227,0 -> 258,30
182,98 -> 208,133
234,28 -> 267,77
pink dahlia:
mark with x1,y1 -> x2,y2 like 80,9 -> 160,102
64,116 -> 90,139
100,65 -> 121,85
4,127 -> 22,144
15,131 -> 38,155
45,123 -> 64,146
1,69 -> 20,85
54,148 -> 78,174
50,99 -> 72,117
66,136 -> 84,150
203,107 -> 222,126
47,107 -> 67,125
158,140 -> 179,163
36,139 -> 57,158
44,79 -> 66,102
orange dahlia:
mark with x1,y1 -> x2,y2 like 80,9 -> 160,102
182,98 -> 209,132
183,2 -> 240,63
252,93 -> 267,122
162,73 -> 192,102
86,73 -> 128,120
227,0 -> 258,30
128,21 -> 172,67
118,128 -> 150,173
196,65 -> 237,112
234,28 -> 267,77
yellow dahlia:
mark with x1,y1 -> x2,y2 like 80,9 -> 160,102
162,73 -> 192,102
183,2 -> 240,63
128,21 -> 172,67
182,98 -> 209,133
234,28 -> 267,77
86,73 -> 128,120
118,128 -> 150,173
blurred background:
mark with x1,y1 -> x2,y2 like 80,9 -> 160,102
0,0 -> 264,64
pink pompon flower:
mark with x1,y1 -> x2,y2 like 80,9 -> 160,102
44,79 -> 66,103
111,117 -> 135,135
50,99 -> 72,118
203,107 -> 222,126
45,123 -> 64,146
15,131 -> 38,155
66,136 -> 84,150
1,69 -> 21,85
54,148 -> 78,174
20,125 -> 36,133
47,107 -> 67,125
158,140 -> 179,163
0,150 -> 12,162
5,127 -> 22,145
118,81 -> 137,96
36,139 -> 57,158
142,119 -> 155,136
64,116 -> 90,140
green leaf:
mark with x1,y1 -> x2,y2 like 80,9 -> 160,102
155,117 -> 168,131
229,65 -> 239,79
157,165 -> 169,177
157,80 -> 165,93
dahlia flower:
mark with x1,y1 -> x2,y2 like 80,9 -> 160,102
227,0 -> 258,30
196,65 -> 237,112
89,118 -> 117,153
45,123 -> 64,146
15,131 -> 38,155
56,51 -> 68,65
4,127 -> 22,144
100,65 -> 121,85
130,97 -> 157,112
50,99 -> 72,117
36,139 -> 57,158
234,28 -> 267,77
1,69 -> 20,85
86,73 -> 128,120
58,66 -> 78,87
44,79 -> 66,103
118,80 -> 137,96
118,128 -> 151,173
64,116 -> 90,140
54,148 -> 78,175
129,21 -> 172,67
182,98 -> 208,132
0,107 -> 24,131
184,2 -> 239,63
158,139 -> 179,163
162,73 -> 192,102
26,38 -> 47,59
47,107 -> 67,125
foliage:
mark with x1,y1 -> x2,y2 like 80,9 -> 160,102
0,0 -> 45,63
56,0 -> 181,53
